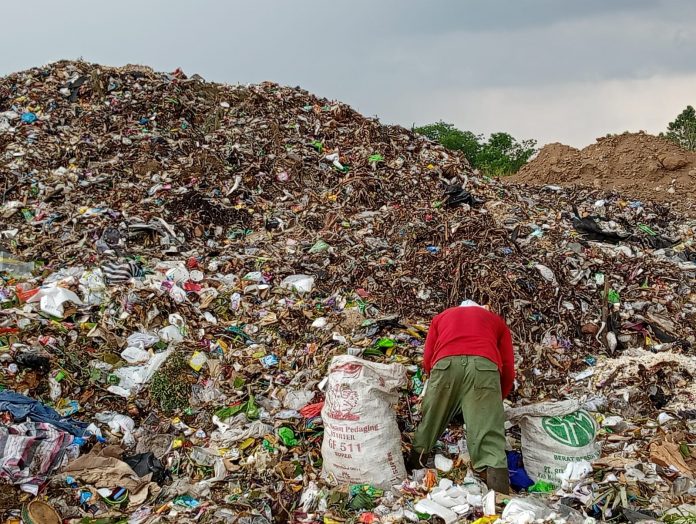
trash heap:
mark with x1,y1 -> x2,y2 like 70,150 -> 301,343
0,61 -> 695,522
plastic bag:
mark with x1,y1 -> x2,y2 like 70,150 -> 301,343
0,251 -> 34,276
107,350 -> 171,398
26,283 -> 82,317
280,274 -> 315,294
79,268 -> 107,305
501,498 -> 554,524
95,411 -> 136,447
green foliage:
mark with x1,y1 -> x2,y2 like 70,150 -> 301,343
150,351 -> 191,413
476,132 -> 537,176
413,122 -> 481,163
661,105 -> 696,151
414,121 -> 536,176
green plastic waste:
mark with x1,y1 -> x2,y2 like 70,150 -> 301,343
227,228 -> 252,240
349,484 -> 383,498
412,368 -> 424,395
349,484 -> 382,509
215,402 -> 245,420
356,299 -> 368,315
679,442 -> 690,458
607,289 -> 620,304
215,395 -> 260,421
638,223 -> 657,236
528,479 -> 555,493
278,427 -> 298,447
245,395 -> 260,420
362,347 -> 384,357
374,338 -> 395,349
226,325 -> 253,343
349,492 -> 374,510
309,239 -> 330,254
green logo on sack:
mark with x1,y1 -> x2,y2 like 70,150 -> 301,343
541,411 -> 596,448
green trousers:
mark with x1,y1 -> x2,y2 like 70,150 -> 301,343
412,355 -> 507,471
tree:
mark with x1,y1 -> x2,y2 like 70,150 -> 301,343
414,122 -> 482,164
414,122 -> 536,176
476,132 -> 537,176
661,105 -> 696,151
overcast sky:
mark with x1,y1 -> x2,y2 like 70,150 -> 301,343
2,0 -> 695,147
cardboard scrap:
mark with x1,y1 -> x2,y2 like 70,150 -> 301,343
649,440 -> 693,478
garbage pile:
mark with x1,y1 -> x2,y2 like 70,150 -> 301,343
507,132 -> 696,215
0,61 -> 695,522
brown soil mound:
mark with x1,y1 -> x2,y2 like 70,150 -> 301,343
508,132 -> 696,213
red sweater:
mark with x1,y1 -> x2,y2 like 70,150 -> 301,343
423,306 -> 515,398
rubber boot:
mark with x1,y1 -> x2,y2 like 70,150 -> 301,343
474,468 -> 487,484
405,449 -> 428,474
485,467 -> 510,494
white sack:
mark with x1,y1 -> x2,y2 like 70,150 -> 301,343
321,355 -> 406,488
507,400 -> 600,487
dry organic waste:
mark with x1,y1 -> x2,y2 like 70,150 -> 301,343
0,61 -> 695,523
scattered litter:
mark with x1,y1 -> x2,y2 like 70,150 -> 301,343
0,60 -> 693,522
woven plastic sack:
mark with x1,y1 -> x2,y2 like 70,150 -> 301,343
507,400 -> 600,487
321,355 -> 407,488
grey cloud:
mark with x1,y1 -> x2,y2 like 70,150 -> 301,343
1,0 -> 695,146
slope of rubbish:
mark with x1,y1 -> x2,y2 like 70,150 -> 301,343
507,132 -> 696,216
0,61 -> 695,521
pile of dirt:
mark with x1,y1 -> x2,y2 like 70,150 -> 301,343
508,132 -> 696,214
